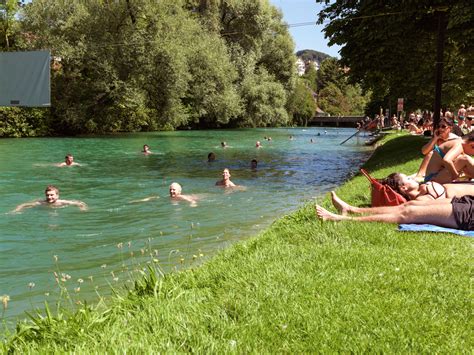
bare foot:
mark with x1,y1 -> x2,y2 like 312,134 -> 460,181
330,191 -> 351,215
315,205 -> 345,221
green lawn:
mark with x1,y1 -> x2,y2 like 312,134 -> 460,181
3,133 -> 472,353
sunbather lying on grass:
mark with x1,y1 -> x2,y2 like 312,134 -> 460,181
316,194 -> 473,231
377,173 -> 474,202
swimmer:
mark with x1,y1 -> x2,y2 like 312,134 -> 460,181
208,152 -> 216,162
310,138 -> 314,143
221,141 -> 228,148
289,135 -> 294,140
13,185 -> 87,212
57,154 -> 80,167
251,159 -> 258,169
256,141 -> 262,148
169,182 -> 197,207
216,168 -> 236,187
142,144 -> 152,155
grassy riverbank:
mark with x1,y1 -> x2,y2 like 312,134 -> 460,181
3,133 -> 472,352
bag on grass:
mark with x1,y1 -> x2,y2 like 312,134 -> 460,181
360,168 -> 407,207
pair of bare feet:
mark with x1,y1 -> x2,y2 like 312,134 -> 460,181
315,191 -> 352,221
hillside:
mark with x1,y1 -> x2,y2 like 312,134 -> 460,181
296,49 -> 332,63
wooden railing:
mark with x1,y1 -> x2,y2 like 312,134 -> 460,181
309,116 -> 365,127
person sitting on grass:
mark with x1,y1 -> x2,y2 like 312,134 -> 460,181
417,131 -> 474,183
372,173 -> 474,203
315,195 -> 473,231
13,185 -> 87,212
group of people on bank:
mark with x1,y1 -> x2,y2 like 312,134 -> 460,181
317,122 -> 474,231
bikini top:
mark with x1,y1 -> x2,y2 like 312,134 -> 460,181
433,144 -> 446,158
423,181 -> 447,199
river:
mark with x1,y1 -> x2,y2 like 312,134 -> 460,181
0,127 -> 372,325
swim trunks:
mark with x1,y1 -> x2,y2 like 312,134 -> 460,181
424,181 -> 446,199
451,195 -> 474,231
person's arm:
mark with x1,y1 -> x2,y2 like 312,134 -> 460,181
130,196 -> 159,203
421,131 -> 441,155
441,143 -> 464,180
180,195 -> 198,207
12,201 -> 41,213
63,200 -> 88,211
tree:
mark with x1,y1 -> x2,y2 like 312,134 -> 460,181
0,0 -> 20,49
286,78 -> 316,126
237,69 -> 288,127
317,0 -> 474,112
302,64 -> 317,92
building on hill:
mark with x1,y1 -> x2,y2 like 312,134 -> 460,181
296,58 -> 306,76
295,58 -> 320,76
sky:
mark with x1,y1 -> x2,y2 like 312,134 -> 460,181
269,0 -> 341,58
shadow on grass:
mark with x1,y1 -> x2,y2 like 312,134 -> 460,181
362,134 -> 425,171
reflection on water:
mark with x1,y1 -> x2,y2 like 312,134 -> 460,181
0,128 -> 372,323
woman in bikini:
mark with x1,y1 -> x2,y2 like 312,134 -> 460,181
421,132 -> 474,183
327,172 -> 474,217
416,118 -> 461,182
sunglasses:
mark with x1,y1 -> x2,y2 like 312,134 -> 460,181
439,125 -> 448,129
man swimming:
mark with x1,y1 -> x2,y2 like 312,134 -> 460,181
13,185 -> 88,212
142,144 -> 152,155
57,154 -> 80,167
208,152 -> 216,162
251,159 -> 258,169
169,182 -> 197,206
215,168 -> 236,187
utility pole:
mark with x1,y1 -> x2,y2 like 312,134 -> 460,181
433,7 -> 448,129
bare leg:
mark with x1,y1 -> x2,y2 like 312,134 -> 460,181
425,151 -> 443,176
316,203 -> 458,228
330,191 -> 450,215
454,155 -> 474,179
416,151 -> 433,179
330,191 -> 354,215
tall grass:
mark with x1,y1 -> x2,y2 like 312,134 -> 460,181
2,133 -> 472,352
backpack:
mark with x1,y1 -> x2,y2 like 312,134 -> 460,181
360,169 -> 407,207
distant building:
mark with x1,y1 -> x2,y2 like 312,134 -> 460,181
296,58 -> 306,76
295,58 -> 320,76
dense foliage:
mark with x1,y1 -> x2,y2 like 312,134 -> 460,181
317,0 -> 474,112
0,0 -> 301,136
301,57 -> 370,116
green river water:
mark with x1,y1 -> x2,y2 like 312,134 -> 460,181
0,127 -> 372,325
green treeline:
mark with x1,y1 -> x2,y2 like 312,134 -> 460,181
0,0 -> 299,136
0,0 -> 368,137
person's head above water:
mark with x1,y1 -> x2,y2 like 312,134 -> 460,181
142,144 -> 151,153
256,141 -> 262,148
251,159 -> 258,169
208,152 -> 216,162
222,168 -> 231,180
169,182 -> 182,197
65,154 -> 74,165
45,185 -> 59,203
